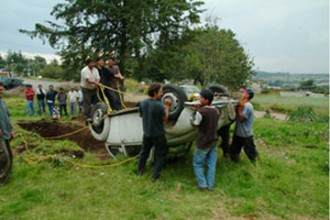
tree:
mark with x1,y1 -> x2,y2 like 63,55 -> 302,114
299,79 -> 315,90
20,0 -> 204,81
40,65 -> 65,80
177,23 -> 255,90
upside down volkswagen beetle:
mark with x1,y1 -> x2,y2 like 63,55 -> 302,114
88,84 -> 237,158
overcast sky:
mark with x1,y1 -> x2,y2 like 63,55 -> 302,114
0,0 -> 328,73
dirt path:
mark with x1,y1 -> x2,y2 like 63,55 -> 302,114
254,110 -> 287,120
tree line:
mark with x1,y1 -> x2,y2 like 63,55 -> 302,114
17,0 -> 254,91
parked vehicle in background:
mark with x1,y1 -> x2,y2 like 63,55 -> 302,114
0,71 -> 23,90
179,85 -> 201,101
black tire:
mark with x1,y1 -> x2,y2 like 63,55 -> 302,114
162,84 -> 187,121
208,85 -> 230,97
91,102 -> 108,134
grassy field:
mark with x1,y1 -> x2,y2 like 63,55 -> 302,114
0,92 -> 329,219
253,93 -> 329,116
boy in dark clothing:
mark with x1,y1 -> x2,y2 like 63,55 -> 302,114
229,88 -> 258,162
36,84 -> 46,115
136,83 -> 171,181
191,89 -> 220,191
57,88 -> 68,116
46,85 -> 58,117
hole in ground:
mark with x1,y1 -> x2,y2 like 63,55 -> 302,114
18,119 -> 110,160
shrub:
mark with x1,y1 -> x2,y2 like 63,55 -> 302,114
287,106 -> 318,122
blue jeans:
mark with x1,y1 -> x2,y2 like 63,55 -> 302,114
193,146 -> 217,190
48,102 -> 54,116
38,99 -> 46,115
26,100 -> 34,116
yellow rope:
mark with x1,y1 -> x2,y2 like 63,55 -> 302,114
17,132 -> 139,168
117,82 -> 127,109
97,86 -> 113,113
65,155 -> 138,168
46,126 -> 89,139
21,153 -> 138,168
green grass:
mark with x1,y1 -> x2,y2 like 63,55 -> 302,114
0,92 -> 329,219
253,92 -> 329,117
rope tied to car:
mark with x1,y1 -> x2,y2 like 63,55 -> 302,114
97,83 -> 130,112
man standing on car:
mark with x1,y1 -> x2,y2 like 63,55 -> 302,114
0,82 -> 14,184
96,57 -> 114,108
80,58 -> 100,122
136,83 -> 171,182
106,58 -> 124,111
229,88 -> 258,162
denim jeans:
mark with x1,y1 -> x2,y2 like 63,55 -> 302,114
70,102 -> 77,116
59,104 -> 68,116
193,145 -> 218,190
47,102 -> 54,116
25,100 -> 34,116
37,99 -> 46,115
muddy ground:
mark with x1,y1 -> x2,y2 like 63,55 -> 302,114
17,101 -> 139,159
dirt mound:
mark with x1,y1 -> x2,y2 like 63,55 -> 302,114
18,119 -> 106,154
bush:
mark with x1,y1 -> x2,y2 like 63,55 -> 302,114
287,106 -> 318,122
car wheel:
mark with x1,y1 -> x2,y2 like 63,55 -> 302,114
90,102 -> 110,141
208,85 -> 230,97
162,84 -> 187,120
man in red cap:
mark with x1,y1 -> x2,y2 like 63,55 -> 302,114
229,88 -> 258,162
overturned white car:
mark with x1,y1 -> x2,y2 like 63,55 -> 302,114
89,84 -> 237,158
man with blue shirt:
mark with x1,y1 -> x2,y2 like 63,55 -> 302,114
229,88 -> 258,162
0,82 -> 14,184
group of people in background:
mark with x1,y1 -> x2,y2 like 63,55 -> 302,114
23,84 -> 83,118
21,56 -> 124,122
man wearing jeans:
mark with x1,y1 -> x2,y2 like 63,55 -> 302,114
46,85 -> 58,117
136,83 -> 171,182
24,84 -> 35,116
191,89 -> 219,191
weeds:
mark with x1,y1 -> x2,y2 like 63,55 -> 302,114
287,106 -> 318,122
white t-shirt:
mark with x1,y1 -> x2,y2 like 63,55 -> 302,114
80,66 -> 100,90
68,91 -> 79,103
